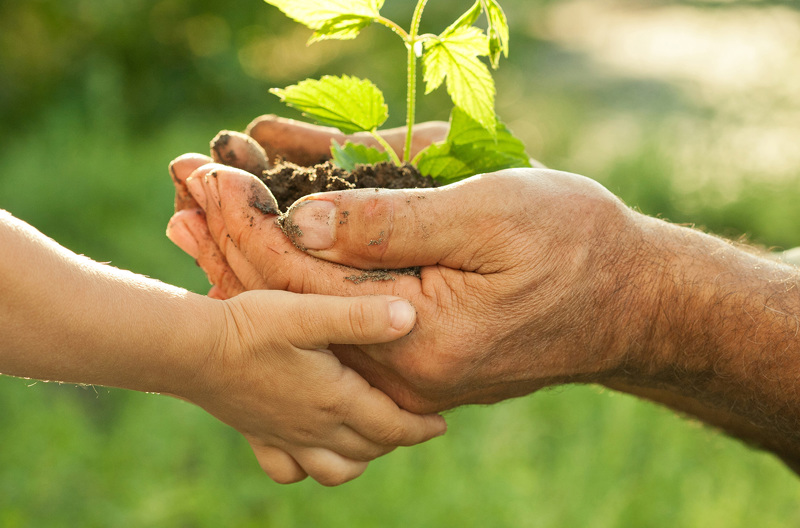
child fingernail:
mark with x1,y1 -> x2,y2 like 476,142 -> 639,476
288,200 -> 337,250
389,299 -> 416,331
167,218 -> 200,258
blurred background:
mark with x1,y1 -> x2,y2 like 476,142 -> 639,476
2,0 -> 800,525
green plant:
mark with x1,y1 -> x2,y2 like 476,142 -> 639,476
265,0 -> 531,184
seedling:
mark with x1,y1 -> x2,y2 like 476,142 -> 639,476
265,0 -> 531,184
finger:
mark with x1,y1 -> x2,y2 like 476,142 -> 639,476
250,444 -> 308,484
346,385 -> 447,446
279,292 -> 417,348
166,208 -> 246,297
280,173 -> 523,271
305,424 -> 396,462
210,130 -> 269,176
169,153 -> 213,212
191,164 -> 426,298
292,447 -> 369,487
246,115 -> 346,166
338,426 -> 396,461
245,115 -> 448,166
208,285 -> 228,300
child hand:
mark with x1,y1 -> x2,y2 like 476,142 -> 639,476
179,290 -> 447,486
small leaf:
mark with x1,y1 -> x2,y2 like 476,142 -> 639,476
270,75 -> 388,135
414,142 -> 470,182
417,107 -> 531,183
310,15 -> 375,43
331,141 -> 391,171
480,0 -> 510,68
264,0 -> 382,42
442,1 -> 482,37
422,26 -> 496,132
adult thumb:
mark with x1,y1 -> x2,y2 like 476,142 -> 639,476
280,175 -> 510,271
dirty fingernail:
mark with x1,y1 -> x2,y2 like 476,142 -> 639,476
289,200 -> 337,250
185,176 -> 207,209
206,170 -> 221,208
167,218 -> 200,258
388,299 -> 416,332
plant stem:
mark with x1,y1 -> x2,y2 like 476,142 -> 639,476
369,130 -> 403,166
374,16 -> 410,41
403,0 -> 429,163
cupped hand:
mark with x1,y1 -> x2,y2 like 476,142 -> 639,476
167,116 -> 449,299
168,157 -> 653,414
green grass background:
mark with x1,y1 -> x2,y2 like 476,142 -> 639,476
2,0 -> 800,525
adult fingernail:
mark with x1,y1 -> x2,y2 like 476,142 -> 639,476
388,299 -> 416,332
166,218 -> 200,258
206,170 -> 221,208
185,176 -> 207,209
288,200 -> 337,250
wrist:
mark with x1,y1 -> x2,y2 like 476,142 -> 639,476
606,215 -> 721,385
609,216 -> 800,414
150,292 -> 227,399
566,207 -> 669,384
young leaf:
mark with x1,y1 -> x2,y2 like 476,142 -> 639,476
331,141 -> 391,171
422,26 -> 496,132
270,75 -> 388,135
444,1 -> 482,35
263,0 -> 383,42
442,1 -> 509,69
416,107 -> 531,184
480,0 -> 510,68
310,16 -> 374,43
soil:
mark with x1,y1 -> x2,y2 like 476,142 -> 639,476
258,159 -> 436,283
259,160 -> 436,212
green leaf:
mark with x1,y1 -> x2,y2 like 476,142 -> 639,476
442,1 -> 482,37
442,1 -> 510,69
422,26 -> 496,132
270,75 -> 388,135
480,0 -> 510,68
330,141 -> 391,171
416,107 -> 531,184
309,15 -> 374,43
264,0 -> 382,42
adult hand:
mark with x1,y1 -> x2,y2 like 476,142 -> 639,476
168,159 -> 647,414
168,118 -> 800,472
168,115 -> 450,299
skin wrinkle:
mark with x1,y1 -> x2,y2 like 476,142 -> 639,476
169,124 -> 800,470
644,225 -> 800,446
363,196 -> 394,264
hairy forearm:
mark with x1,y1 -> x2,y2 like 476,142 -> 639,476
609,215 -> 800,463
0,210 -> 219,394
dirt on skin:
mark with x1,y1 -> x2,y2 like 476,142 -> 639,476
259,160 -> 436,212
260,160 -> 434,283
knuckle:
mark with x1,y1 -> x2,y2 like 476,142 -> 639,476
360,444 -> 392,461
317,391 -> 348,418
347,300 -> 376,341
375,423 -> 408,446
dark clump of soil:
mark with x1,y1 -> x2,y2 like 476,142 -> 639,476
260,160 -> 437,212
